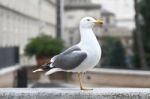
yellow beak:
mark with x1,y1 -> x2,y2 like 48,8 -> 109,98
95,19 -> 103,26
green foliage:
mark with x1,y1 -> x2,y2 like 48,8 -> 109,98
101,37 -> 126,69
25,34 -> 64,58
138,0 -> 150,66
133,29 -> 143,69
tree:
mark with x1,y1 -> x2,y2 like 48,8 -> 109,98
133,30 -> 141,69
109,39 -> 126,68
140,0 -> 150,67
101,37 -> 126,69
25,34 -> 64,58
134,0 -> 150,69
134,0 -> 147,69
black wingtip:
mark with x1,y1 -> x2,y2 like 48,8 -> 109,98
41,62 -> 52,70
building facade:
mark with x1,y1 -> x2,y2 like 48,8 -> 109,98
0,0 -> 57,65
0,0 -> 56,54
64,0 -> 101,47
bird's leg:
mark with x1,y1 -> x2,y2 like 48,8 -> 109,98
77,72 -> 92,90
77,72 -> 83,90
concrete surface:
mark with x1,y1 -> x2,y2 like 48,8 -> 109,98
31,82 -> 77,88
0,88 -> 150,99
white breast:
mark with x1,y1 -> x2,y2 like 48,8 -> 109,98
68,26 -> 101,72
73,42 -> 101,72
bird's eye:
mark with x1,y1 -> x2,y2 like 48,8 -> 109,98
87,19 -> 90,21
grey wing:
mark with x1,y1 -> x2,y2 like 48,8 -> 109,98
52,49 -> 87,70
51,45 -> 80,62
60,45 -> 81,55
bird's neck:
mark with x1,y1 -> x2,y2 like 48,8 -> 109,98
79,27 -> 98,45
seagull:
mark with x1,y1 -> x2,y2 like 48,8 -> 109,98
33,17 -> 103,90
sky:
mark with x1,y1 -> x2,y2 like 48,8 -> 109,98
92,0 -> 135,29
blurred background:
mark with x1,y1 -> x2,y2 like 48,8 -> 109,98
0,0 -> 149,88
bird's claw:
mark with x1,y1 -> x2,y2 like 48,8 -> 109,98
80,87 -> 93,91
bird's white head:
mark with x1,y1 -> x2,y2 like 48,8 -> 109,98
80,17 -> 103,28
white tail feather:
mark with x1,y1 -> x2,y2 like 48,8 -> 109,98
45,68 -> 63,76
33,68 -> 43,73
50,55 -> 58,63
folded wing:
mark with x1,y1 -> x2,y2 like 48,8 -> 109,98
51,46 -> 87,70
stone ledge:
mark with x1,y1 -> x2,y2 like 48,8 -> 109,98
0,88 -> 150,99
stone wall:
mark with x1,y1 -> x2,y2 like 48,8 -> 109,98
0,88 -> 150,99
70,68 -> 150,87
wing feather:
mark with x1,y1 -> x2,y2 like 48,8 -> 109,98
51,46 -> 87,70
